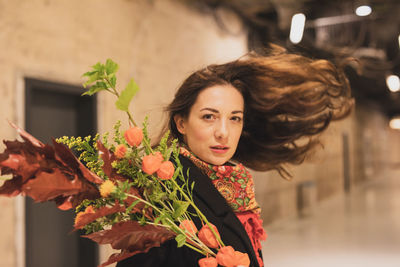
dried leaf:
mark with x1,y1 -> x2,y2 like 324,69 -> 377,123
0,176 -> 22,196
83,220 -> 174,252
74,204 -> 126,229
9,121 -> 44,147
52,140 -> 103,184
21,169 -> 82,201
97,140 -> 127,182
0,123 -> 102,210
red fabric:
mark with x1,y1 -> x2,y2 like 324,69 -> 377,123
236,211 -> 267,267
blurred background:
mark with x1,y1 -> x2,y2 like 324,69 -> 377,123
0,0 -> 399,266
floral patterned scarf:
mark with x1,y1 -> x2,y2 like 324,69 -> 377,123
179,147 -> 266,266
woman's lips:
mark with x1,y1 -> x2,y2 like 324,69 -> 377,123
210,146 -> 229,154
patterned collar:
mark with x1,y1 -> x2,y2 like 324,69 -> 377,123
179,147 -> 260,214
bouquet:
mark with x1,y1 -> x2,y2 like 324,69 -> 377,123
0,59 -> 250,267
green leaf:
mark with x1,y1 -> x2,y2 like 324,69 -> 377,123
83,71 -> 101,88
173,201 -> 190,219
169,189 -> 177,200
190,181 -> 195,192
175,234 -> 186,247
82,82 -> 108,96
237,178 -> 245,184
105,59 -> 119,75
115,79 -> 139,112
110,74 -> 117,88
126,199 -> 141,213
82,70 -> 98,77
92,62 -> 104,72
154,215 -> 163,224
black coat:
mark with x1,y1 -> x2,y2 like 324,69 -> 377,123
117,155 -> 261,267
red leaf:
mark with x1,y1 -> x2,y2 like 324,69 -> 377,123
83,220 -> 174,251
74,204 -> 126,229
96,141 -> 128,182
0,153 -> 39,182
97,141 -> 115,178
21,169 -> 83,201
52,140 -> 103,184
0,176 -> 22,196
0,123 -> 102,210
9,121 -> 44,148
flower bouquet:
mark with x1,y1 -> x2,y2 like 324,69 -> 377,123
0,59 -> 250,267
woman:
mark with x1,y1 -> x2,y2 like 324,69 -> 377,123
117,48 -> 353,267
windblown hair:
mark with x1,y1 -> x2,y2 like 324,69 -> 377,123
164,48 -> 354,178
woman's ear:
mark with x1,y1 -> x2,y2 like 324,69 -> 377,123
174,115 -> 186,135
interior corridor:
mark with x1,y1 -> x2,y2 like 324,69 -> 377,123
262,167 -> 400,267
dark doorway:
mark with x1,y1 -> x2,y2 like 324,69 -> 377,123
24,78 -> 98,267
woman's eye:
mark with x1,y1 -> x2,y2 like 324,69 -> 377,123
202,114 -> 215,120
231,116 -> 242,122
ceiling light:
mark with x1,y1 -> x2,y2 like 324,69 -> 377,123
290,13 -> 306,44
386,75 -> 400,92
389,117 -> 400,130
355,5 -> 372,16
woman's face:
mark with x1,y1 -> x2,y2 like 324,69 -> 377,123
175,84 -> 244,165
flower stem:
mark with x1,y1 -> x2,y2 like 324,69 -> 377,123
104,76 -> 137,127
171,176 -> 225,247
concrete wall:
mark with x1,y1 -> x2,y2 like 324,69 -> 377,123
0,0 -> 247,266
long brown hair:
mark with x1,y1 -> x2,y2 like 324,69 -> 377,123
163,48 -> 354,177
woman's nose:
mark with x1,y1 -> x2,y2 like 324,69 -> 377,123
215,120 -> 228,140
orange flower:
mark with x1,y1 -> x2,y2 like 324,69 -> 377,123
216,246 -> 236,267
142,152 -> 163,175
198,223 -> 220,248
114,144 -> 127,159
198,256 -> 218,267
124,127 -> 143,147
234,251 -> 250,267
156,160 -> 175,180
99,180 -> 116,197
179,220 -> 198,236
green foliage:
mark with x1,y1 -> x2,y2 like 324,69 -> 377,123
115,79 -> 140,112
141,117 -> 152,155
172,200 -> 190,219
175,234 -> 186,247
112,120 -> 125,146
56,134 -> 104,177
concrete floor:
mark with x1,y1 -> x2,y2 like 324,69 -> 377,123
262,168 -> 400,267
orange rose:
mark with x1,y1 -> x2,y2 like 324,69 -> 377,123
179,220 -> 198,236
142,152 -> 163,175
216,246 -> 236,267
114,144 -> 127,159
156,160 -> 175,180
198,257 -> 218,267
234,251 -> 250,267
198,223 -> 220,248
124,127 -> 143,147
